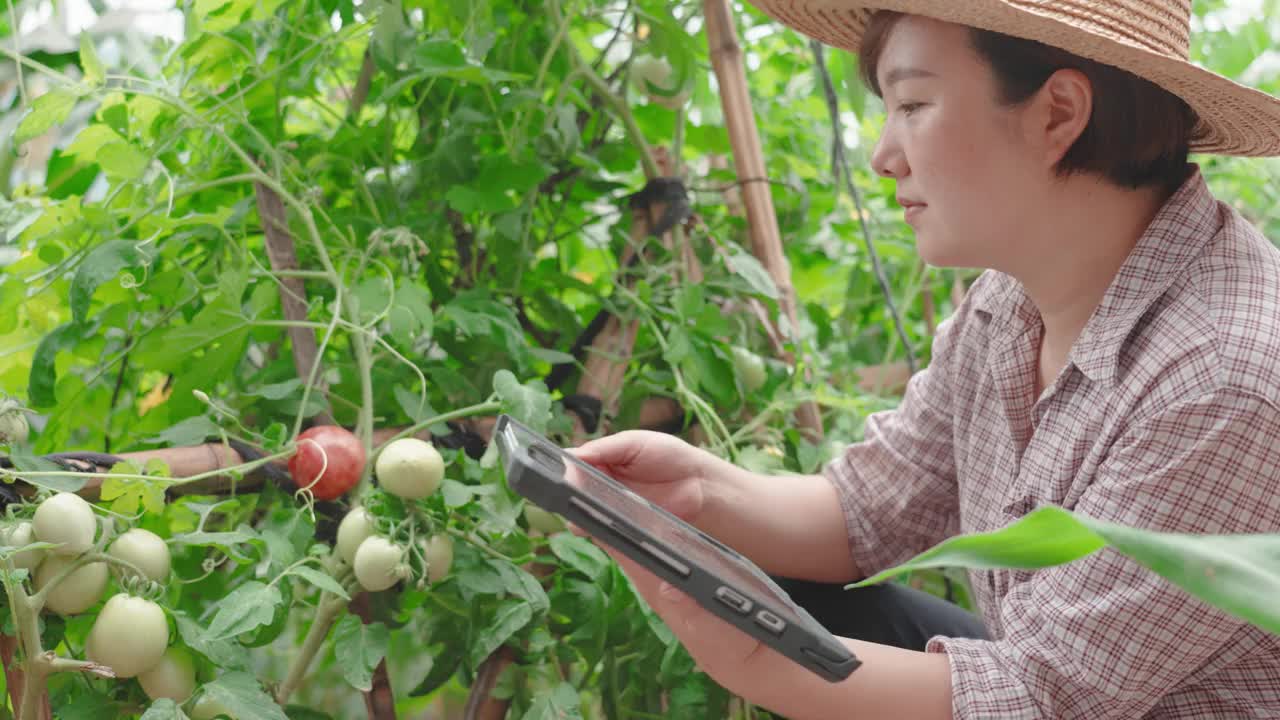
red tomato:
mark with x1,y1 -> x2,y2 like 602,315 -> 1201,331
288,425 -> 367,500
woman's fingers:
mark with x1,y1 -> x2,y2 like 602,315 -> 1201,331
571,430 -> 670,470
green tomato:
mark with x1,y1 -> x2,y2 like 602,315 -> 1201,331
353,536 -> 407,592
335,507 -> 375,566
108,528 -> 171,582
0,407 -> 28,445
424,534 -> 453,584
732,347 -> 768,393
0,521 -> 45,572
523,504 -> 566,535
33,492 -> 97,556
630,55 -> 690,110
374,437 -> 445,500
85,593 -> 169,678
35,555 -> 108,615
139,647 -> 197,702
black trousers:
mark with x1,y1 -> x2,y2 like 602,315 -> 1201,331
775,577 -> 990,651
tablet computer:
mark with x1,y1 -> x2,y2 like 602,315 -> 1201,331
492,414 -> 861,683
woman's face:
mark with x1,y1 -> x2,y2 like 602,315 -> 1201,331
870,16 -> 1049,270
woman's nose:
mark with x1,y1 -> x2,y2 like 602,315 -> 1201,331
870,132 -> 907,179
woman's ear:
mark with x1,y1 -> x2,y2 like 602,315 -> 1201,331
1032,68 -> 1092,168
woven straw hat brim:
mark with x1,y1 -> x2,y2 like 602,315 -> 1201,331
750,0 -> 1280,157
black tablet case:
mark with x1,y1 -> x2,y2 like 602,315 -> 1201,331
493,414 -> 861,683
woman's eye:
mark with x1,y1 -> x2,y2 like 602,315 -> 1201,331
897,102 -> 924,116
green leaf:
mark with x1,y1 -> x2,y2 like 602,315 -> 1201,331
139,699 -> 188,720
7,454 -> 87,492
856,500 -> 1280,649
170,528 -> 261,565
99,462 -> 166,515
529,348 -> 577,365
407,617 -> 467,697
441,478 -> 495,508
203,581 -> 283,641
333,614 -> 390,691
455,556 -> 506,596
198,672 -> 289,720
289,565 -> 350,600
388,282 -> 433,345
520,682 -> 582,720
174,611 -> 250,669
97,142 -> 150,179
80,36 -> 106,85
549,533 -> 610,581
1078,516 -> 1280,636
70,240 -> 148,324
493,370 -> 552,432
413,40 -> 528,84
29,323 -> 79,408
725,249 -> 780,300
469,599 -> 533,668
394,385 -> 437,426
490,558 -> 550,614
146,416 -> 221,447
15,89 -> 77,145
849,506 -> 1107,588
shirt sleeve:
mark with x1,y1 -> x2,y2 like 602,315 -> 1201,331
928,387 -> 1280,719
822,299 -> 969,577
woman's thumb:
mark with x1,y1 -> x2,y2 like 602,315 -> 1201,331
570,430 -> 645,468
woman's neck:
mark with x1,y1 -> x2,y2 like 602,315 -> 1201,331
1004,176 -> 1169,352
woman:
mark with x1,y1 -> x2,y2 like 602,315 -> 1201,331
571,1 -> 1280,718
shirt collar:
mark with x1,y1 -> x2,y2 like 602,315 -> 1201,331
972,166 -> 1221,388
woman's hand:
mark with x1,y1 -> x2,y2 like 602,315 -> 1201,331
569,430 -> 726,528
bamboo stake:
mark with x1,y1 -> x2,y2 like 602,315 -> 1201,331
254,179 -> 336,427
703,0 -> 823,441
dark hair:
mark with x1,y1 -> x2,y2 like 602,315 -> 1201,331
858,11 -> 1196,191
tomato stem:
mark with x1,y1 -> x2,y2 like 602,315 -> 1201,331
374,401 -> 504,455
0,446 -> 298,490
275,591 -> 347,705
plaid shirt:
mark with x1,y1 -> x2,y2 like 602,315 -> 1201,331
825,166 -> 1280,718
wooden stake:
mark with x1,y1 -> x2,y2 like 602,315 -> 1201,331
703,0 -> 823,441
254,180 -> 336,427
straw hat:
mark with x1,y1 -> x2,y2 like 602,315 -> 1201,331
746,0 -> 1280,157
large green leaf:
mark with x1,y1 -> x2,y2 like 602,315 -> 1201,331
203,581 -> 284,641
15,89 -> 78,145
197,672 -> 289,720
520,682 -> 582,720
852,505 -> 1280,636
493,370 -> 552,432
333,614 -> 390,691
469,598 -> 534,668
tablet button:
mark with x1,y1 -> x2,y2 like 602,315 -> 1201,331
714,586 -> 754,614
638,540 -> 692,578
754,610 -> 786,635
